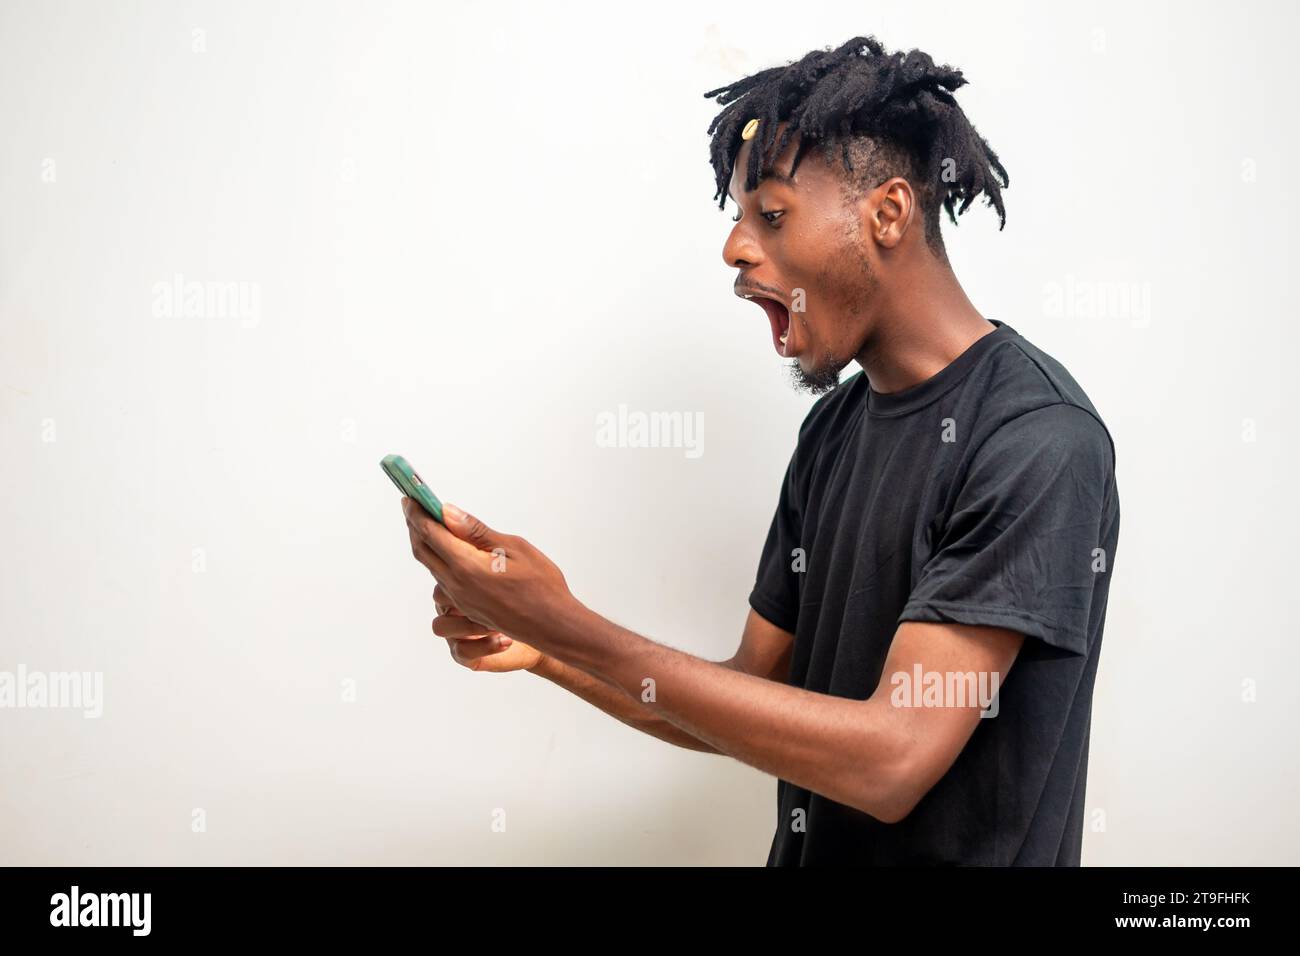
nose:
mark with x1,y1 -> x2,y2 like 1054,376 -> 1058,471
722,219 -> 761,271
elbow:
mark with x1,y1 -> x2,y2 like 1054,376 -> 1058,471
870,787 -> 921,825
844,730 -> 928,825
864,777 -> 921,825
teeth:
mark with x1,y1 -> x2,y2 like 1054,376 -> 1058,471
779,332 -> 788,344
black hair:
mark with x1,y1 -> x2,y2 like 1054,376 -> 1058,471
704,36 -> 1009,256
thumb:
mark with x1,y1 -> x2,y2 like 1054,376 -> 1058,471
441,502 -> 505,551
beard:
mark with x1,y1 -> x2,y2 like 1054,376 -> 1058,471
786,353 -> 845,395
783,311 -> 851,395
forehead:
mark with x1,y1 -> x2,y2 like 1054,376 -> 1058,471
726,127 -> 837,202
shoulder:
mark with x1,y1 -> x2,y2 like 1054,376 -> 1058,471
979,402 -> 1114,477
963,330 -> 1117,473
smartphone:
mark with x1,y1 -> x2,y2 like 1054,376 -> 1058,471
380,454 -> 444,523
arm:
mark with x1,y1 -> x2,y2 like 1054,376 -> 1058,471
544,602 -> 1023,823
527,608 -> 794,754
434,574 -> 795,756
404,500 -> 1022,823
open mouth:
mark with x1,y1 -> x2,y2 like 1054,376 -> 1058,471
741,292 -> 794,357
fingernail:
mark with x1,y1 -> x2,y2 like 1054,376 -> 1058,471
499,635 -> 513,648
443,502 -> 464,522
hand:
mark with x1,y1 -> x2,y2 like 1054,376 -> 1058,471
402,497 -> 579,647
432,582 -> 543,673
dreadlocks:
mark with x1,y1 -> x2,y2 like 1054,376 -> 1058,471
704,36 -> 1009,257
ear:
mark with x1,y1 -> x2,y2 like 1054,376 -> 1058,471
869,177 -> 916,249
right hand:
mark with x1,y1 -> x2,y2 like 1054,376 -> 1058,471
432,583 -> 543,673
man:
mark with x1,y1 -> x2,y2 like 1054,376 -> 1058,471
401,36 -> 1120,865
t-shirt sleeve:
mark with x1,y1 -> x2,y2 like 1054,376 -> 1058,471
748,449 -> 804,634
899,403 -> 1117,656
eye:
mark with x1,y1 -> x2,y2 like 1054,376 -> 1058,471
731,209 -> 785,225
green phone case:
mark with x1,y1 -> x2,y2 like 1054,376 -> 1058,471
380,454 -> 444,523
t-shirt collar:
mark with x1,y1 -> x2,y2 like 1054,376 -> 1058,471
865,320 -> 1017,418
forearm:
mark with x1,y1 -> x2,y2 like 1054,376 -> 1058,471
544,601 -> 913,822
528,653 -> 722,754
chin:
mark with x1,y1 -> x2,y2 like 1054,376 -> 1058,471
787,352 -> 844,396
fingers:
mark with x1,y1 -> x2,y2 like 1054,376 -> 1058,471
443,504 -> 506,552
432,614 -> 495,639
403,497 -> 477,564
447,633 -> 513,670
404,496 -> 506,556
407,520 -> 452,578
433,583 -> 461,617
431,602 -> 511,669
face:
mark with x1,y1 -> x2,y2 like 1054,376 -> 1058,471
722,125 -> 880,395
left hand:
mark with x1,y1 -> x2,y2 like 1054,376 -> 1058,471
432,583 -> 544,674
401,497 -> 577,642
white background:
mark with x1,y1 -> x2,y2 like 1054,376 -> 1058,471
1,0 -> 1296,865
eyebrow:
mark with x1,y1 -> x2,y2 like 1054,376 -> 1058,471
727,170 -> 797,205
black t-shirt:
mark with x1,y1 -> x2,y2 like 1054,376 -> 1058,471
750,321 -> 1120,866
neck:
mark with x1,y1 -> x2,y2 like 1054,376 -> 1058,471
854,258 -> 995,394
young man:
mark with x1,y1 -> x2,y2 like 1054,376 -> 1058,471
401,36 -> 1120,865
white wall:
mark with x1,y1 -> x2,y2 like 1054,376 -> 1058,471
1,0 -> 1296,865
